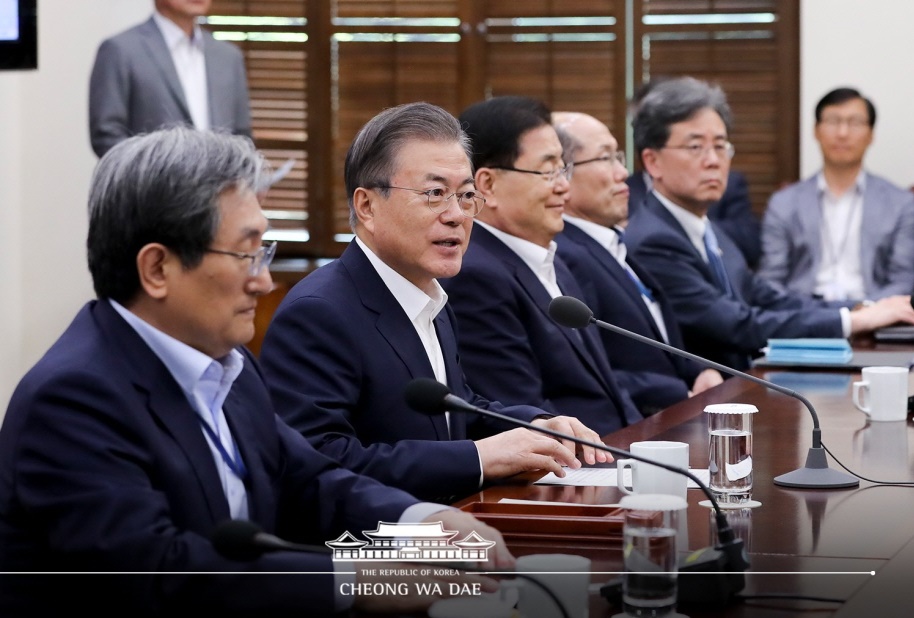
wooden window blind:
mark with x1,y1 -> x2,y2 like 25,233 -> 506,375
207,0 -> 798,257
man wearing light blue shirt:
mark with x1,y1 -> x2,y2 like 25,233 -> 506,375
0,127 -> 507,616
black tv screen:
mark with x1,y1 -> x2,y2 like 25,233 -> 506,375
0,0 -> 37,70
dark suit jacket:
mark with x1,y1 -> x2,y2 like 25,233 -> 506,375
624,194 -> 843,370
627,170 -> 761,268
0,300 -> 418,616
89,17 -> 252,157
440,224 -> 642,436
260,242 -> 544,502
556,221 -> 703,414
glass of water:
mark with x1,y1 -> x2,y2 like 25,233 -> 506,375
619,493 -> 688,617
704,403 -> 758,504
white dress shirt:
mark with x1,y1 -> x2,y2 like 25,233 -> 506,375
356,238 -> 487,486
564,216 -> 670,343
111,297 -> 447,610
153,11 -> 210,131
474,220 -> 563,299
815,171 -> 866,301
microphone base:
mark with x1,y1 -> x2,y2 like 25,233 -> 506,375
772,447 -> 859,489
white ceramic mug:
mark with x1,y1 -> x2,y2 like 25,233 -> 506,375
852,366 -> 910,422
513,553 -> 591,618
616,441 -> 689,500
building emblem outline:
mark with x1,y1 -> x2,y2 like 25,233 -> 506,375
325,521 -> 495,562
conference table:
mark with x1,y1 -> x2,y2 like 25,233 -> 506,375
452,340 -> 914,617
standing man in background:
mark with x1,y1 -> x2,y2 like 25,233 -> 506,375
758,87 -> 914,302
89,0 -> 251,157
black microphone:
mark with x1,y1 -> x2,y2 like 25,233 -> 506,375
548,295 -> 859,490
404,378 -> 749,607
212,519 -> 332,561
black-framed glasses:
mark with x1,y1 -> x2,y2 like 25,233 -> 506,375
661,142 -> 735,160
572,151 -> 626,168
204,240 -> 277,277
489,164 -> 574,183
379,186 -> 486,217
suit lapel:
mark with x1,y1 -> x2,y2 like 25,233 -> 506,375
97,302 -> 230,523
799,179 -> 822,270
859,175 -> 879,284
139,18 -> 192,121
222,385 -> 273,526
435,309 -> 467,440
342,244 -> 451,440
568,225 -> 667,342
473,228 -> 612,390
202,32 -> 227,128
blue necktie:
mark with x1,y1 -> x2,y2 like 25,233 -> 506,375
704,226 -> 733,296
615,228 -> 654,302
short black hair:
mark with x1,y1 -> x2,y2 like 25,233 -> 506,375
815,87 -> 876,126
458,96 -> 553,170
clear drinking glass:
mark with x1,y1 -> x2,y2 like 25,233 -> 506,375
704,403 -> 758,504
619,493 -> 688,617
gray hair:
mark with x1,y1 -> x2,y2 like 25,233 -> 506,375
87,126 -> 267,302
344,102 -> 470,229
632,77 -> 732,154
553,123 -> 583,166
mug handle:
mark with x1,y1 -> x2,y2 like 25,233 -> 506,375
853,380 -> 872,416
616,459 -> 635,494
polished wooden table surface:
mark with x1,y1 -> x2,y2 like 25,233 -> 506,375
454,361 -> 914,617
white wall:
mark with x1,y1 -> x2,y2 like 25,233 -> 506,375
0,1 -> 149,411
801,0 -> 914,188
0,1 -> 912,412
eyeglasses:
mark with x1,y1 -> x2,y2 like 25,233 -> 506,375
489,164 -> 574,183
379,186 -> 486,217
572,151 -> 626,168
204,240 -> 277,277
818,116 -> 871,131
662,142 -> 735,161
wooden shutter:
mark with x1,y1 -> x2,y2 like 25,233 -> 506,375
634,0 -> 799,216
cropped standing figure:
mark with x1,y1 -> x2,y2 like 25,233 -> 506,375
89,0 -> 251,157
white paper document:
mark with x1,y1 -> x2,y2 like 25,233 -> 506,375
535,467 -> 709,488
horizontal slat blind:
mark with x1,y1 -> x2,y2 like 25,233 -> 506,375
206,0 -> 797,255
639,0 -> 795,216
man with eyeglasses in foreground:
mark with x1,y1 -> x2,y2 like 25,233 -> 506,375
441,96 -> 643,437
623,77 -> 914,370
260,102 -> 609,505
0,126 -> 515,615
551,111 -> 722,416
758,87 -> 914,302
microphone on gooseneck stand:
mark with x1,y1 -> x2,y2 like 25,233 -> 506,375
404,378 -> 749,608
547,295 -> 859,490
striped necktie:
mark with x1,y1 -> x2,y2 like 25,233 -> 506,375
703,225 -> 733,296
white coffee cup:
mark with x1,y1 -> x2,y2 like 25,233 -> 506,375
513,553 -> 591,618
616,441 -> 689,500
852,366 -> 910,422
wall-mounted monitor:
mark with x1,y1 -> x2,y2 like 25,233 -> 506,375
0,0 -> 37,70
